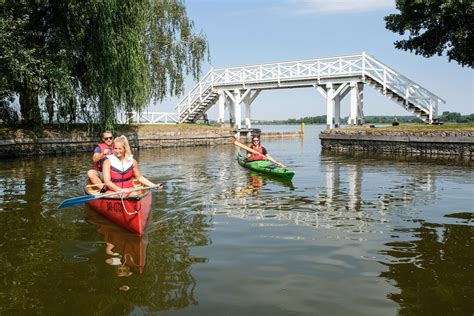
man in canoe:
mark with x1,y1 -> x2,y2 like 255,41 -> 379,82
247,135 -> 268,161
102,135 -> 162,197
87,130 -> 114,192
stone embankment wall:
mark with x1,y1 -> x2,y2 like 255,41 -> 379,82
0,126 -> 234,159
320,128 -> 473,159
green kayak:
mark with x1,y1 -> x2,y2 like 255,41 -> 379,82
237,154 -> 295,180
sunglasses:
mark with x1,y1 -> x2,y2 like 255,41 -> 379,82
252,139 -> 259,142
103,137 -> 113,140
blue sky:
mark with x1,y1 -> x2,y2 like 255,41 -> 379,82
152,0 -> 474,120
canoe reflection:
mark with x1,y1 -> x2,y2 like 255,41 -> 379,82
85,208 -> 149,275
249,172 -> 295,190
238,172 -> 295,197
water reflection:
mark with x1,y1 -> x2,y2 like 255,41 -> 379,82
318,153 -> 438,214
238,174 -> 265,197
206,152 -> 442,233
53,211 -> 210,314
0,136 -> 472,315
379,216 -> 474,315
86,209 -> 149,276
237,173 -> 295,198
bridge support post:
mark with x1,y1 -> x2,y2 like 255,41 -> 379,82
243,90 -> 261,129
218,91 -> 225,124
228,99 -> 235,128
348,82 -> 364,125
334,95 -> 341,128
318,83 -> 349,129
428,100 -> 438,124
326,84 -> 335,129
244,100 -> 251,129
233,90 -> 242,130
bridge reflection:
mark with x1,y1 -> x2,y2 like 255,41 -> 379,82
204,152 -> 440,233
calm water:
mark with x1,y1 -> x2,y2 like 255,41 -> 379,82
0,125 -> 473,315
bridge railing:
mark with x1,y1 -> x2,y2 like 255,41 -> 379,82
175,54 -> 366,117
175,71 -> 214,116
119,111 -> 178,124
362,53 -> 443,116
211,54 -> 364,84
176,53 -> 444,120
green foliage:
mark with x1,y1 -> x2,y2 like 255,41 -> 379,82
0,2 -> 76,127
0,0 -> 209,131
385,1 -> 473,67
258,112 -> 473,125
438,111 -> 474,123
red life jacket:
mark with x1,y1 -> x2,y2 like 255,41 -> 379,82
248,145 -> 265,161
93,143 -> 113,171
107,155 -> 134,189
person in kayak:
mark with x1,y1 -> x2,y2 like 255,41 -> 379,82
247,136 -> 268,161
102,135 -> 162,197
87,130 -> 114,192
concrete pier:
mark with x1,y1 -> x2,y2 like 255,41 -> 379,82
320,128 -> 473,159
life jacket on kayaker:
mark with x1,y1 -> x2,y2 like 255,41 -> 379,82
106,155 -> 135,189
93,143 -> 113,171
247,144 -> 267,161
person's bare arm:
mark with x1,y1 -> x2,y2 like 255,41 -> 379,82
92,148 -> 111,163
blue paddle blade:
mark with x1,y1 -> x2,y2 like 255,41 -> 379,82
58,195 -> 101,209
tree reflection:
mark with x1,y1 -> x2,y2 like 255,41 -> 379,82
379,217 -> 474,315
0,155 -> 88,315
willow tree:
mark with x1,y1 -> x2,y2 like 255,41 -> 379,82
0,2 -> 76,129
1,0 -> 208,130
67,0 -> 209,129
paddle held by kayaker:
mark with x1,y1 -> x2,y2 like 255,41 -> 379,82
87,130 -> 114,192
102,135 -> 162,197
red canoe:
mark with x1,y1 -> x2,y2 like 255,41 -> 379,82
84,180 -> 152,236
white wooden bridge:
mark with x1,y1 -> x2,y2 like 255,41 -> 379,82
126,52 -> 445,129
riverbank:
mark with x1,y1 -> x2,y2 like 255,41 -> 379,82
320,124 -> 474,160
0,124 -> 234,159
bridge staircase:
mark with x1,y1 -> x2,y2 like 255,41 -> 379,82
176,52 -> 444,125
363,76 -> 439,123
179,88 -> 219,123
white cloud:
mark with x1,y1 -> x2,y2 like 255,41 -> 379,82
276,0 -> 395,15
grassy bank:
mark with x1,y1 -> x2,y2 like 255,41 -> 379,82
0,123 -> 230,138
341,123 -> 474,133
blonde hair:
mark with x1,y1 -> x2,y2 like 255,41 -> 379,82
113,135 -> 133,161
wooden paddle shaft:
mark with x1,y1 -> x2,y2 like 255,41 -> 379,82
233,140 -> 287,168
86,183 -> 104,188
